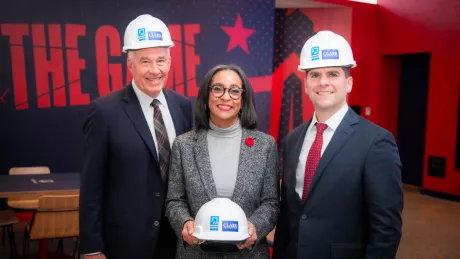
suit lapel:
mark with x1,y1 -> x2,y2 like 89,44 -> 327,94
122,84 -> 159,162
231,128 -> 254,202
194,130 -> 218,200
305,109 -> 359,200
163,89 -> 185,135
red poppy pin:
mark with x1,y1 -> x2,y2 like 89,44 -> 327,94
245,137 -> 254,147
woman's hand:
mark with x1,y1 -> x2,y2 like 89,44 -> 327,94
182,220 -> 202,246
237,222 -> 257,250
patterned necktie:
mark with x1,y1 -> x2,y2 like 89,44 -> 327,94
302,122 -> 328,201
151,99 -> 171,182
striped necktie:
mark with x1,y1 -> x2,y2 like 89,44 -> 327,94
151,99 -> 171,182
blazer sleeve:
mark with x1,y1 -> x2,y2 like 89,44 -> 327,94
165,139 -> 194,239
272,140 -> 289,259
248,137 -> 280,241
79,101 -> 108,254
364,130 -> 403,259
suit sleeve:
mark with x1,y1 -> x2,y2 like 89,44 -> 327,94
165,139 -> 194,239
79,101 -> 108,254
364,130 -> 403,259
272,139 -> 289,259
248,137 -> 280,242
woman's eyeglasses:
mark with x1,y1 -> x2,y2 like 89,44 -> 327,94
209,85 -> 245,100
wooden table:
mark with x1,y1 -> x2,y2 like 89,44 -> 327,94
0,173 -> 80,259
0,173 -> 80,199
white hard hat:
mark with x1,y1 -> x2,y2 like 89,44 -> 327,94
193,198 -> 250,242
298,30 -> 356,71
122,14 -> 174,53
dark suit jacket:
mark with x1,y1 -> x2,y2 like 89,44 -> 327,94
273,108 -> 403,259
79,84 -> 193,259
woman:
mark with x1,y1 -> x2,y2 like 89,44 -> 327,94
165,64 -> 279,258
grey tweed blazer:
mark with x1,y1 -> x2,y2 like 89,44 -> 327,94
165,128 -> 280,259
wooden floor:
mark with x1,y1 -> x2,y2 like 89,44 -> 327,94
1,186 -> 460,258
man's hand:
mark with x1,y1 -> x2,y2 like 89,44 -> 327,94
182,220 -> 202,246
237,222 -> 257,250
84,253 -> 106,259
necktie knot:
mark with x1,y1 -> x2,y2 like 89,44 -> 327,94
316,123 -> 328,134
151,99 -> 161,109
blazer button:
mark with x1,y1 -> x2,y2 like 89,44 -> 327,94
155,192 -> 160,197
301,214 -> 307,220
154,221 -> 160,227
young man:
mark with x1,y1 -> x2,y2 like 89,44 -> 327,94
79,14 -> 193,259
273,31 -> 403,259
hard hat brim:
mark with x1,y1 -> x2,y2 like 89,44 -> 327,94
298,63 -> 357,72
192,232 -> 250,242
122,41 -> 174,53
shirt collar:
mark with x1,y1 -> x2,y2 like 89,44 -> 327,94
308,103 -> 349,132
131,79 -> 168,109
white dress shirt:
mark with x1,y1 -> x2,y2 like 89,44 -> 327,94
295,104 -> 349,198
131,80 -> 177,152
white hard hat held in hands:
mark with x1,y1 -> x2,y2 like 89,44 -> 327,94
122,14 -> 174,53
193,198 -> 250,243
298,30 -> 356,71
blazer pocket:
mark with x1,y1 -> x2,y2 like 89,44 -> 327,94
330,244 -> 364,259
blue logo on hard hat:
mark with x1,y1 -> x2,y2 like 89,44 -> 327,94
311,46 -> 319,61
222,221 -> 238,232
148,31 -> 163,41
138,28 -> 146,41
322,49 -> 339,60
210,216 -> 219,231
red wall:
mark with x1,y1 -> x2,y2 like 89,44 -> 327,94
313,0 -> 460,196
378,0 -> 460,196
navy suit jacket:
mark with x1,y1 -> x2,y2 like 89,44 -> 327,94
273,108 -> 403,259
79,84 -> 193,259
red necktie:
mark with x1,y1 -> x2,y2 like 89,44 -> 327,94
302,122 -> 328,201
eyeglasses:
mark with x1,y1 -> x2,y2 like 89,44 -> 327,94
209,85 -> 245,100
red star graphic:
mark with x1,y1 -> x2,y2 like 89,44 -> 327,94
221,14 -> 256,54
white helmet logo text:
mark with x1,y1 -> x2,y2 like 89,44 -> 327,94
148,31 -> 163,41
322,49 -> 339,60
222,221 -> 239,232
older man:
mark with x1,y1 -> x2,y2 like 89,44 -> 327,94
79,14 -> 193,259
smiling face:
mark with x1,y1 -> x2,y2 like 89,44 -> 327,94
208,69 -> 243,128
305,67 -> 352,117
127,47 -> 171,98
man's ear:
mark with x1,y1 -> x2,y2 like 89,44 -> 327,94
346,76 -> 353,93
127,56 -> 133,73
